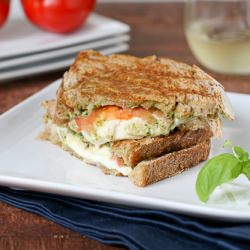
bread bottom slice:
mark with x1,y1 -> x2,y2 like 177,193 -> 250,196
129,140 -> 210,187
112,125 -> 212,167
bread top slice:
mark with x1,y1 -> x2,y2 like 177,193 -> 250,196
53,50 -> 234,126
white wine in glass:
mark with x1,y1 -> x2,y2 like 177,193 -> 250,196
185,0 -> 250,75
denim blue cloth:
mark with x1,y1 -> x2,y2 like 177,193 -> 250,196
0,187 -> 249,250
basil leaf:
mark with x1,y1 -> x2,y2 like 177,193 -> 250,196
232,146 -> 249,162
242,161 -> 250,181
196,153 -> 242,202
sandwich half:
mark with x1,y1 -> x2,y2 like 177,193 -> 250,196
40,50 -> 234,187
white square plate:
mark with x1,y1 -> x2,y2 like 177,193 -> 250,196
0,80 -> 250,222
0,0 -> 130,59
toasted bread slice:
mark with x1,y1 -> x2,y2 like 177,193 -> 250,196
54,50 -> 234,126
112,125 -> 212,167
129,140 -> 211,187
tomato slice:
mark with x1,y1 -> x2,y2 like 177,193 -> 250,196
98,106 -> 133,120
74,105 -> 163,133
114,156 -> 125,167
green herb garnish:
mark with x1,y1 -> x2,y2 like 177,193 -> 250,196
196,140 -> 250,202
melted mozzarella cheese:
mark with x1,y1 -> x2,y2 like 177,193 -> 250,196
81,117 -> 173,145
64,132 -> 132,176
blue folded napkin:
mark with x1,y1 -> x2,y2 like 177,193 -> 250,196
0,187 -> 249,250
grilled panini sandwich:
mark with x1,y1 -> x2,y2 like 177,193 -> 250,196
40,50 -> 234,187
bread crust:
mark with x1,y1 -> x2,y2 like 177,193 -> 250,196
129,140 -> 211,187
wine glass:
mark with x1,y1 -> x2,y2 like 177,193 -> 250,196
185,0 -> 250,75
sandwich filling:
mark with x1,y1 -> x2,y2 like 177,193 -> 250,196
44,101 -> 219,176
67,105 -> 192,145
43,101 -> 217,176
48,122 -> 132,176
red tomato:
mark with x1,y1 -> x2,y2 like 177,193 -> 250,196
21,0 -> 96,33
0,0 -> 10,28
74,105 -> 164,133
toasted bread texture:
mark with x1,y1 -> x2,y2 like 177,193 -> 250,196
129,140 -> 211,187
112,125 -> 212,167
53,50 -> 234,126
